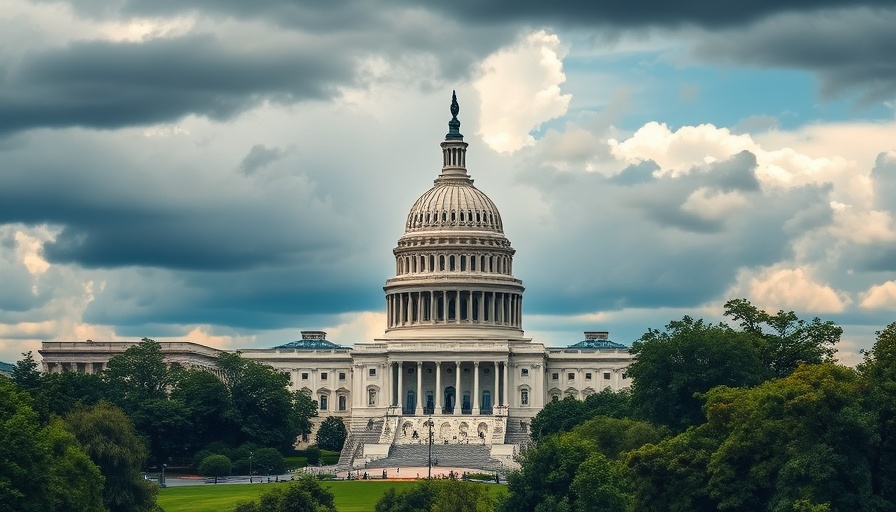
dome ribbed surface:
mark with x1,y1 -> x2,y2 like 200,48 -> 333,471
404,180 -> 504,233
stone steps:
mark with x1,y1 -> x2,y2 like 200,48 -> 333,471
362,443 -> 503,471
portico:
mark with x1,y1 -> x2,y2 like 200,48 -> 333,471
388,359 -> 510,416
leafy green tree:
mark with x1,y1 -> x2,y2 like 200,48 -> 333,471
316,416 -> 347,451
501,431 -> 599,512
217,352 -> 312,451
724,298 -> 839,377
44,418 -> 106,512
570,452 -> 630,512
11,351 -> 41,392
65,401 -> 159,512
626,424 -> 720,512
703,363 -> 872,511
34,370 -> 106,421
858,322 -> 896,508
0,379 -> 106,512
376,479 -> 493,512
104,338 -> 174,404
171,368 -> 238,450
233,475 -> 336,512
304,445 -> 321,466
529,395 -> 586,442
0,378 -> 52,512
252,447 -> 287,476
573,416 -> 668,460
198,454 -> 232,484
627,316 -> 766,431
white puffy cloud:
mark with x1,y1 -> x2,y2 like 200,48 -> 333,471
730,266 -> 849,314
475,31 -> 572,153
861,281 -> 896,310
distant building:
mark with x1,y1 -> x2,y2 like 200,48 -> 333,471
39,95 -> 633,468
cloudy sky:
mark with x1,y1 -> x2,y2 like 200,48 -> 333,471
2,0 -> 895,366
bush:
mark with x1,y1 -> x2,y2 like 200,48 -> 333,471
198,454 -> 231,484
305,445 -> 321,466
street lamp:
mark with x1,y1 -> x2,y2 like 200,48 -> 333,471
159,464 -> 166,488
427,417 -> 433,479
249,452 -> 254,484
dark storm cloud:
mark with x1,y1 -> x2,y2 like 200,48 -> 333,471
0,34 -> 351,135
510,152 -> 830,315
63,0 -> 889,30
693,9 -> 896,102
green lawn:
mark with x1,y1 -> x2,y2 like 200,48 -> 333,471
158,480 -> 507,512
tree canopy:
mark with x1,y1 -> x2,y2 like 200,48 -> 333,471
316,416 -> 347,452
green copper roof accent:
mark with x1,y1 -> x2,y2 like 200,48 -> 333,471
274,339 -> 343,350
567,339 -> 628,350
446,90 -> 463,140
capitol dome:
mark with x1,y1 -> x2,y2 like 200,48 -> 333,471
404,180 -> 504,234
383,92 -> 524,338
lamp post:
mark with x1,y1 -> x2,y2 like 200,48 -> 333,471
427,417 -> 433,479
159,463 -> 166,488
249,452 -> 253,484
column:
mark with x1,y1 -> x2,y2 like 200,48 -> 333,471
435,362 -> 442,414
415,361 -> 423,415
397,362 -> 404,412
502,361 -> 509,406
493,361 -> 500,410
478,291 -> 484,323
454,291 -> 460,324
472,362 -> 480,414
466,291 -> 473,322
442,291 -> 448,322
454,361 -> 461,415
430,291 -> 436,324
399,293 -> 405,325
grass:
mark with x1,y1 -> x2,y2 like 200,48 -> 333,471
157,480 -> 507,512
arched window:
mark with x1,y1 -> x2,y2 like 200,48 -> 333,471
460,255 -> 466,271
449,255 -> 455,271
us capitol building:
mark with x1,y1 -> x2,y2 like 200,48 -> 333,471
40,94 -> 632,467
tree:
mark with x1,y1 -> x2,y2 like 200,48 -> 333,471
627,316 -> 766,431
252,447 -> 287,476
43,418 -> 106,512
316,416 -> 347,451
233,475 -> 336,512
305,445 -> 321,466
529,395 -> 586,442
170,368 -> 238,451
198,454 -> 232,484
34,370 -> 106,421
724,298 -> 839,377
216,352 -> 312,451
64,401 -> 159,512
11,351 -> 41,392
0,378 -> 52,512
573,416 -> 668,460
856,322 -> 896,509
703,364 -> 873,511
0,379 -> 106,512
377,479 -> 493,512
104,338 -> 174,404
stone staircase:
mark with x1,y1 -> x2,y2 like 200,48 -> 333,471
336,418 -> 385,468
503,417 -> 531,450
363,443 -> 503,471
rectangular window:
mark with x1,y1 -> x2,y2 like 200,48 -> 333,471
338,395 -> 347,411
603,372 -> 611,380
319,396 -> 328,410
585,372 -> 592,380
521,389 -> 529,405
521,368 -> 529,377
339,372 -> 346,380
368,389 -> 377,406
321,372 -> 328,380
369,368 -> 377,377
567,372 -> 575,381
301,372 -> 309,380
552,372 -> 559,380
